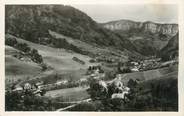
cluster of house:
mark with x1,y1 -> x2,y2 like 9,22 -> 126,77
110,77 -> 130,100
72,66 -> 106,88
55,79 -> 68,86
11,78 -> 71,94
109,74 -> 130,99
91,56 -> 163,73
11,69 -> 102,93
13,52 -> 32,62
126,58 -> 163,72
128,57 -> 180,72
91,73 -> 131,100
11,81 -> 45,96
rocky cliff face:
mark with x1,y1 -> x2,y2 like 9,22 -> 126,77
103,20 -> 178,36
102,20 -> 178,56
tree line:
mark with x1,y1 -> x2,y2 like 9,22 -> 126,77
6,36 -> 43,64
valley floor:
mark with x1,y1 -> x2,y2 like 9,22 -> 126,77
5,36 -> 178,111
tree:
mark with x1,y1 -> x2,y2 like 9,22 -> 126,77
31,49 -> 43,63
87,78 -> 108,100
127,79 -> 138,89
40,63 -> 47,71
16,43 -> 31,53
5,37 -> 17,46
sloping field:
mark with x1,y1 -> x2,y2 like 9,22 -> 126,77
5,45 -> 19,55
120,72 -> 145,85
159,65 -> 178,75
5,56 -> 42,81
120,65 -> 178,85
5,34 -> 101,86
6,34 -> 98,71
49,30 -> 130,60
5,45 -> 42,81
143,69 -> 162,81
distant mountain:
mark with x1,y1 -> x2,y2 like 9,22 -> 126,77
102,19 -> 178,36
5,5 -> 139,57
102,19 -> 178,56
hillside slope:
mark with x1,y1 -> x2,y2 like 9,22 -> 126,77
5,5 -> 139,56
5,34 -> 104,86
5,34 -> 98,71
160,33 -> 179,61
120,65 -> 178,85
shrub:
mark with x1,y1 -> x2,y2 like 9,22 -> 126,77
29,49 -> 43,64
5,36 -> 17,46
16,43 -> 31,53
40,63 -> 48,71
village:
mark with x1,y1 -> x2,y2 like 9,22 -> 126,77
7,55 -> 178,108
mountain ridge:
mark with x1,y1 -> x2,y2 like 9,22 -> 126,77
102,19 -> 178,36
101,19 -> 178,56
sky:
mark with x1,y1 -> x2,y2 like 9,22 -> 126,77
72,4 -> 178,24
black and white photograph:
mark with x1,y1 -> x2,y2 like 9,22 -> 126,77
4,3 -> 179,112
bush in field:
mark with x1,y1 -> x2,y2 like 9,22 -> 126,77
127,79 -> 138,89
5,36 -> 17,46
16,43 -> 31,53
40,63 -> 48,71
122,68 -> 131,73
89,59 -> 96,63
87,78 -> 108,100
5,36 -> 44,64
30,49 -> 43,63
